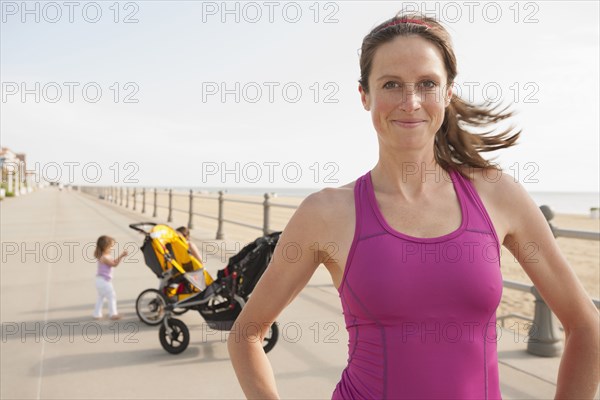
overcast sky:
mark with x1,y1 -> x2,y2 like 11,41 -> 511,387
2,1 -> 599,191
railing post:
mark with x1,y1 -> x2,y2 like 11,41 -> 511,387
167,189 -> 173,223
263,192 -> 272,235
113,187 -> 116,203
133,188 -> 137,211
527,286 -> 564,356
153,188 -> 157,217
125,187 -> 129,208
187,189 -> 194,229
216,190 -> 225,240
141,188 -> 146,214
17,168 -> 21,195
6,168 -> 13,196
119,187 -> 123,206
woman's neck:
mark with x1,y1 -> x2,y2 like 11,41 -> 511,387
371,158 -> 450,198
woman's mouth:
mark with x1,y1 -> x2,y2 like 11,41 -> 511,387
392,120 -> 425,129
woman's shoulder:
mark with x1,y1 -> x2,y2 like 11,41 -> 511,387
287,181 -> 357,239
456,164 -> 526,200
456,164 -> 532,242
299,181 -> 356,215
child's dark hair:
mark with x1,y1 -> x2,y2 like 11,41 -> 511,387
95,236 -> 115,259
176,226 -> 190,238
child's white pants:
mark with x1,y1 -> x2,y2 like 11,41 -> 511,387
94,276 -> 117,317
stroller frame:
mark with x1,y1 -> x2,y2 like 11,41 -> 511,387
130,222 -> 279,354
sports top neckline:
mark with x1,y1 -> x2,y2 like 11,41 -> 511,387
366,168 -> 468,243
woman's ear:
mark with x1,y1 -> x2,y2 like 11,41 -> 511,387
444,82 -> 453,107
359,84 -> 370,111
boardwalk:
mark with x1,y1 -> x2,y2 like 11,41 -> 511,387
1,188 -> 595,399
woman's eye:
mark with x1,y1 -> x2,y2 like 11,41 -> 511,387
420,80 -> 437,89
383,81 -> 400,89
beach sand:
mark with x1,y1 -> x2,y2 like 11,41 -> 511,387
125,188 -> 599,332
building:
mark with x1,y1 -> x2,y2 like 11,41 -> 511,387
0,147 -> 30,196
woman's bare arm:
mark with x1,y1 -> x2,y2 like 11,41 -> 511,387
499,175 -> 600,399
227,191 -> 332,399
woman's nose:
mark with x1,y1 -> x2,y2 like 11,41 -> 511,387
399,85 -> 421,112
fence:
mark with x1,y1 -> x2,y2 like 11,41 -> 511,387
80,186 -> 600,357
79,186 -> 297,238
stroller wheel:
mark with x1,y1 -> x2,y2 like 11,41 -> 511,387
136,289 -> 167,326
262,322 -> 279,354
159,318 -> 190,354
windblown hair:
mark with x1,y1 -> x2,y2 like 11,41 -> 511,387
359,12 -> 520,179
94,235 -> 115,259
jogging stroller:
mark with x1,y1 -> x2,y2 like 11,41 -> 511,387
129,222 -> 281,355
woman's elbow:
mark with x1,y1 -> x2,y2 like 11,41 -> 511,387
227,324 -> 261,354
563,306 -> 600,339
227,330 -> 243,353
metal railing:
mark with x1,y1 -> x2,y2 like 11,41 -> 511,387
81,186 -> 600,357
80,186 -> 298,238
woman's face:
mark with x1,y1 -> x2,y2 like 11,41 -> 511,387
360,35 -> 452,152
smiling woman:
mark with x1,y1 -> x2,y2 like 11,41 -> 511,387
358,16 -> 520,176
227,10 -> 600,400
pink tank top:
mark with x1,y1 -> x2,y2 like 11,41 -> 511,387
332,169 -> 503,399
97,259 -> 113,281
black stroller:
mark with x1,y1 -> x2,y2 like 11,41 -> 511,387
130,222 -> 281,354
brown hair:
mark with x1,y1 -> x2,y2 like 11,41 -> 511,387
94,235 -> 115,259
176,226 -> 190,238
359,12 -> 520,179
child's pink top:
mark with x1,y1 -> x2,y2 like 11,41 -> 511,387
97,258 -> 113,281
332,169 -> 503,399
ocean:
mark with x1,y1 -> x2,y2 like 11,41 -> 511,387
527,192 -> 600,216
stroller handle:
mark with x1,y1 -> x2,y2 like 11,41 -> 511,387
129,222 -> 157,234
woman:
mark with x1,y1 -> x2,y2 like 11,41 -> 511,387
228,12 -> 600,399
